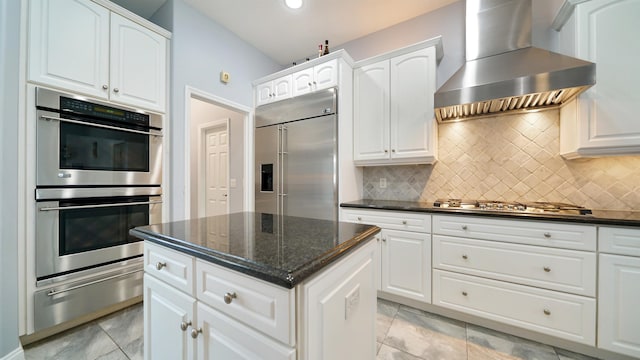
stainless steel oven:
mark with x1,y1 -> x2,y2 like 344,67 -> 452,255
35,187 -> 162,280
35,87 -> 162,187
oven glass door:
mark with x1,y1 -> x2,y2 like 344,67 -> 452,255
60,121 -> 149,172
36,196 -> 162,279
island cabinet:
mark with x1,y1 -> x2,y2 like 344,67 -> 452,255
142,234 -> 378,360
28,0 -> 168,112
353,37 -> 442,166
556,0 -> 640,157
597,227 -> 640,358
341,209 -> 431,303
432,215 -> 597,345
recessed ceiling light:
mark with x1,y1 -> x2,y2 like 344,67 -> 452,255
285,0 -> 302,9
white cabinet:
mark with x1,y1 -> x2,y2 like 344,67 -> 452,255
432,215 -> 597,345
28,0 -> 168,112
292,59 -> 338,96
255,75 -> 292,106
558,0 -> 640,157
342,209 -> 431,303
598,227 -> 640,358
353,45 -> 438,165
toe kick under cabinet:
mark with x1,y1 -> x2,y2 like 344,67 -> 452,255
432,215 -> 597,345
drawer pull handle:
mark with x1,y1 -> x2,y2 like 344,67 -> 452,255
402,220 -> 407,225
543,266 -> 551,272
191,327 -> 202,339
224,292 -> 237,304
180,321 -> 191,331
543,309 -> 551,316
462,254 -> 468,260
462,291 -> 468,296
156,262 -> 167,270
543,232 -> 551,238
461,225 -> 468,230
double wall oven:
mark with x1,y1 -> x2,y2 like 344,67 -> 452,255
33,87 -> 163,331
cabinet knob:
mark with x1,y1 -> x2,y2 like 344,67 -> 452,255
180,320 -> 191,331
113,88 -> 119,93
382,237 -> 387,242
543,266 -> 551,272
543,232 -> 551,238
357,217 -> 362,221
543,309 -> 551,316
308,82 -> 312,86
462,291 -> 468,296
191,327 -> 202,339
102,84 -> 108,90
462,254 -> 468,260
384,149 -> 388,153
156,262 -> 166,270
461,225 -> 468,230
224,292 -> 237,304
402,220 -> 407,225
313,81 -> 317,85
392,149 -> 396,153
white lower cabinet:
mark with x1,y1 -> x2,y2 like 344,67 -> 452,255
341,209 -> 431,303
144,239 -> 377,359
598,227 -> 640,358
432,215 -> 597,345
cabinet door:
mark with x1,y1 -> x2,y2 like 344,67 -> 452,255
598,254 -> 640,358
292,67 -> 314,97
256,82 -> 274,106
390,47 -> 437,161
144,274 -> 196,360
110,13 -> 167,112
28,0 -> 110,98
197,303 -> 296,360
314,59 -> 338,91
272,76 -> 292,102
560,0 -> 640,157
381,229 -> 431,302
353,61 -> 390,162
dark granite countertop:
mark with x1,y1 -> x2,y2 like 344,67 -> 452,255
130,212 -> 380,289
341,199 -> 640,227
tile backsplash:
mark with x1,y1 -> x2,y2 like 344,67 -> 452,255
363,110 -> 640,211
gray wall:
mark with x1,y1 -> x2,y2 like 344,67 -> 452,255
161,0 -> 282,221
0,0 -> 22,357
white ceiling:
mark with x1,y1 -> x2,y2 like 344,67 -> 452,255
132,0 -> 457,65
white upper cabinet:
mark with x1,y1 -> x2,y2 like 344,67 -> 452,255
28,0 -> 110,99
353,42 -> 439,165
28,0 -> 168,112
292,59 -> 338,97
255,75 -> 292,106
558,0 -> 640,158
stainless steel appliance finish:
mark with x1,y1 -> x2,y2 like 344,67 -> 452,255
433,0 -> 596,122
255,88 -> 338,221
433,199 -> 592,216
35,187 -> 162,279
33,258 -> 143,332
35,87 -> 162,186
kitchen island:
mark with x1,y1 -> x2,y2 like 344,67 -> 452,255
131,212 -> 380,360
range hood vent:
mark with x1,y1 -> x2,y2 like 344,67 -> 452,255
434,0 -> 595,122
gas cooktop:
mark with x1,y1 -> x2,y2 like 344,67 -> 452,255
433,199 -> 592,216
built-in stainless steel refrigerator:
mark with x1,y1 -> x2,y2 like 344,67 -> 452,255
255,88 -> 337,221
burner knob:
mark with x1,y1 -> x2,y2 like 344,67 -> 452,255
496,204 -> 504,209
479,204 -> 486,209
507,204 -> 514,210
517,205 -> 526,211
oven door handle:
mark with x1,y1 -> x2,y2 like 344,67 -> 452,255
39,200 -> 163,211
46,269 -> 142,296
39,114 -> 163,137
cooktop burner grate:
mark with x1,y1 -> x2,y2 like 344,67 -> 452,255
433,199 -> 592,215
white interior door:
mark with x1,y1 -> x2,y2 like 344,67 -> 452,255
202,121 -> 229,218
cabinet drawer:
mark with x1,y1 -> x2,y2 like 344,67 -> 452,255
196,260 -> 295,346
342,209 -> 431,233
433,270 -> 596,345
599,227 -> 640,256
433,235 -> 596,296
144,241 -> 194,294
433,215 -> 596,251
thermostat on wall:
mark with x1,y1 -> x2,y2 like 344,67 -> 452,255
220,71 -> 230,84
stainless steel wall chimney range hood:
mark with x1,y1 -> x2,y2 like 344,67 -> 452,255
434,0 -> 595,122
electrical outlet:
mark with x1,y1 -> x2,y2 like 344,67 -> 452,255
379,178 -> 387,188
345,285 -> 360,320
